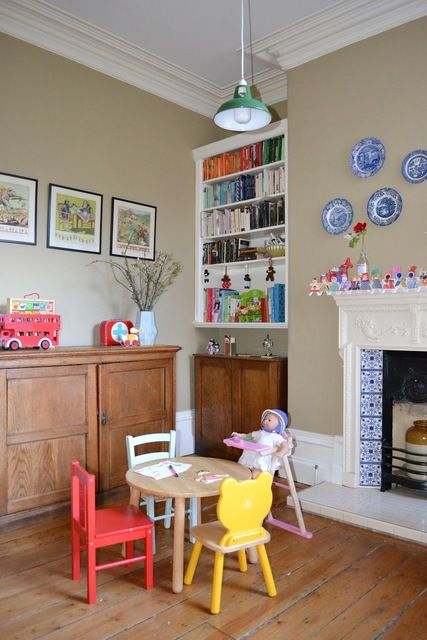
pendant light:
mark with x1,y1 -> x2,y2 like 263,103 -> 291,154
214,0 -> 272,132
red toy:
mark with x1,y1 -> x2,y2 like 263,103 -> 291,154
0,313 -> 61,350
99,320 -> 133,346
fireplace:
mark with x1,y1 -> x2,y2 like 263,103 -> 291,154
381,350 -> 427,491
332,290 -> 427,489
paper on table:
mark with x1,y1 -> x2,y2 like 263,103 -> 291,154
135,461 -> 191,480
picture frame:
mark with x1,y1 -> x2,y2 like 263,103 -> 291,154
0,171 -> 38,245
47,183 -> 103,254
110,197 -> 157,260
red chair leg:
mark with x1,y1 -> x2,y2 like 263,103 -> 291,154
87,546 -> 97,605
125,540 -> 134,566
145,528 -> 154,589
71,527 -> 81,580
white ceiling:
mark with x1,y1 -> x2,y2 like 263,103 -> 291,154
1,0 -> 426,116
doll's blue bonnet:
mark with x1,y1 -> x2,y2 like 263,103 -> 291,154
261,409 -> 288,436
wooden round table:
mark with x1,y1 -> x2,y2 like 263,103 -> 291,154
126,455 -> 251,593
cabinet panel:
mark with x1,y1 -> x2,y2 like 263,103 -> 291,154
98,358 -> 175,491
194,354 -> 287,461
2,364 -> 97,515
194,356 -> 233,458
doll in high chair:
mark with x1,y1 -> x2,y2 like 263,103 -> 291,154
231,408 -> 292,478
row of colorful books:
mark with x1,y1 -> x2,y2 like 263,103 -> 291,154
200,198 -> 285,237
203,284 -> 285,323
202,136 -> 284,181
203,167 -> 285,209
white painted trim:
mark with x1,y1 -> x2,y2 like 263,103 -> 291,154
175,409 -> 195,456
251,0 -> 427,71
1,0 -> 425,116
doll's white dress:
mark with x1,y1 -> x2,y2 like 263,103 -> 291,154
237,430 -> 285,472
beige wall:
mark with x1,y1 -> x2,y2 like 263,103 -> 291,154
287,17 -> 427,435
0,33 -> 219,412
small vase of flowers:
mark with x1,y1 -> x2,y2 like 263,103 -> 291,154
91,248 -> 182,345
345,221 -> 369,277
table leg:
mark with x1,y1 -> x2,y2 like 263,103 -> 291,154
172,496 -> 186,593
129,487 -> 141,508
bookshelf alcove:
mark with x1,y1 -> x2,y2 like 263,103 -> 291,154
193,120 -> 288,329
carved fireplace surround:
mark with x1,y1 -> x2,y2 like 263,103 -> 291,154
333,290 -> 427,489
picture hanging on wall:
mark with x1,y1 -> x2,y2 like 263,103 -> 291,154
47,183 -> 103,254
0,171 -> 38,245
110,197 -> 157,261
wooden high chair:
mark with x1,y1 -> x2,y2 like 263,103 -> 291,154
183,471 -> 277,614
223,435 -> 312,539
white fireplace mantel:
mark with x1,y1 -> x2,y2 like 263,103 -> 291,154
332,291 -> 427,488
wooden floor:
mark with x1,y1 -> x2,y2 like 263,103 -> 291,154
1,485 -> 426,640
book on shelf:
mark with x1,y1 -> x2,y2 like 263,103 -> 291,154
202,135 -> 284,181
203,284 -> 285,324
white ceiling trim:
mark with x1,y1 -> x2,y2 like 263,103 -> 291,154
0,0 -> 425,118
251,0 -> 427,70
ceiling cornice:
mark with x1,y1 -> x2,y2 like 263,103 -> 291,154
0,0 -> 425,118
251,0 -> 427,70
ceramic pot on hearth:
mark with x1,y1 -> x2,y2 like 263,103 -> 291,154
405,419 -> 427,480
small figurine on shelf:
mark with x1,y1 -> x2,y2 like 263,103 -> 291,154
392,266 -> 403,288
230,409 -> 291,477
360,273 -> 371,291
319,274 -> 329,295
262,334 -> 274,357
371,268 -> 383,290
206,338 -> 218,355
204,269 -> 210,284
243,265 -> 251,289
120,326 -> 140,346
339,257 -> 353,282
266,258 -> 276,282
383,272 -> 395,289
221,267 -> 231,289
339,273 -> 351,293
328,275 -> 339,292
309,277 -> 321,296
406,265 -> 418,289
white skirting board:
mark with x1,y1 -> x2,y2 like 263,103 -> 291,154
175,410 -> 343,486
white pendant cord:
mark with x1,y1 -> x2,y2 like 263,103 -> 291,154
240,0 -> 245,81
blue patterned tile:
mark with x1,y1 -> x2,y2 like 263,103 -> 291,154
360,349 -> 383,370
360,370 -> 383,393
360,393 -> 382,416
360,440 -> 382,463
359,463 -> 381,486
360,417 -> 383,439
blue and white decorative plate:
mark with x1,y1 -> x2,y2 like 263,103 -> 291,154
322,198 -> 354,235
367,187 -> 402,226
349,137 -> 386,178
401,149 -> 427,183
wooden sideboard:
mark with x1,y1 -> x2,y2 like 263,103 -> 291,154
0,345 -> 180,520
194,354 -> 288,460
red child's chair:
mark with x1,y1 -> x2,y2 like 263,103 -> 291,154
71,460 -> 154,604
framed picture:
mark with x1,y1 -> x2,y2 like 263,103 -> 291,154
110,197 -> 157,260
0,171 -> 37,245
47,183 -> 103,254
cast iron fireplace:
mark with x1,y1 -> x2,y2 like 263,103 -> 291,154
381,350 -> 427,491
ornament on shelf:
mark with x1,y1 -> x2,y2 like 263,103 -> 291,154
206,337 -> 219,355
221,267 -> 231,289
262,334 -> 274,357
243,264 -> 251,289
204,268 -> 210,284
309,277 -> 321,296
266,258 -> 276,282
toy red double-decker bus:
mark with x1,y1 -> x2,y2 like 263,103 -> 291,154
0,313 -> 61,350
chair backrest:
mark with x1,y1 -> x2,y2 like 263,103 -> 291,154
71,460 -> 96,542
126,430 -> 177,468
216,471 -> 273,547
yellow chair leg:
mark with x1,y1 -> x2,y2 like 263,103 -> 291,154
257,544 -> 277,597
211,551 -> 225,614
237,548 -> 247,572
184,541 -> 203,585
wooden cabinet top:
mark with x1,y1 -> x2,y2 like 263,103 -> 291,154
193,353 -> 287,362
0,345 -> 181,369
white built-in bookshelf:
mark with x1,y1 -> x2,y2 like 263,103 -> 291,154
193,119 -> 288,328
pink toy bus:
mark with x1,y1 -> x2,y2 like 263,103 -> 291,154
0,313 -> 61,350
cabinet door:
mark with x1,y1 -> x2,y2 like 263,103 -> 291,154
232,359 -> 287,438
194,356 -> 233,458
0,365 -> 97,515
98,357 -> 175,490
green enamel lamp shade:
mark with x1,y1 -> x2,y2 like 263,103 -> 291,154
214,80 -> 272,132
